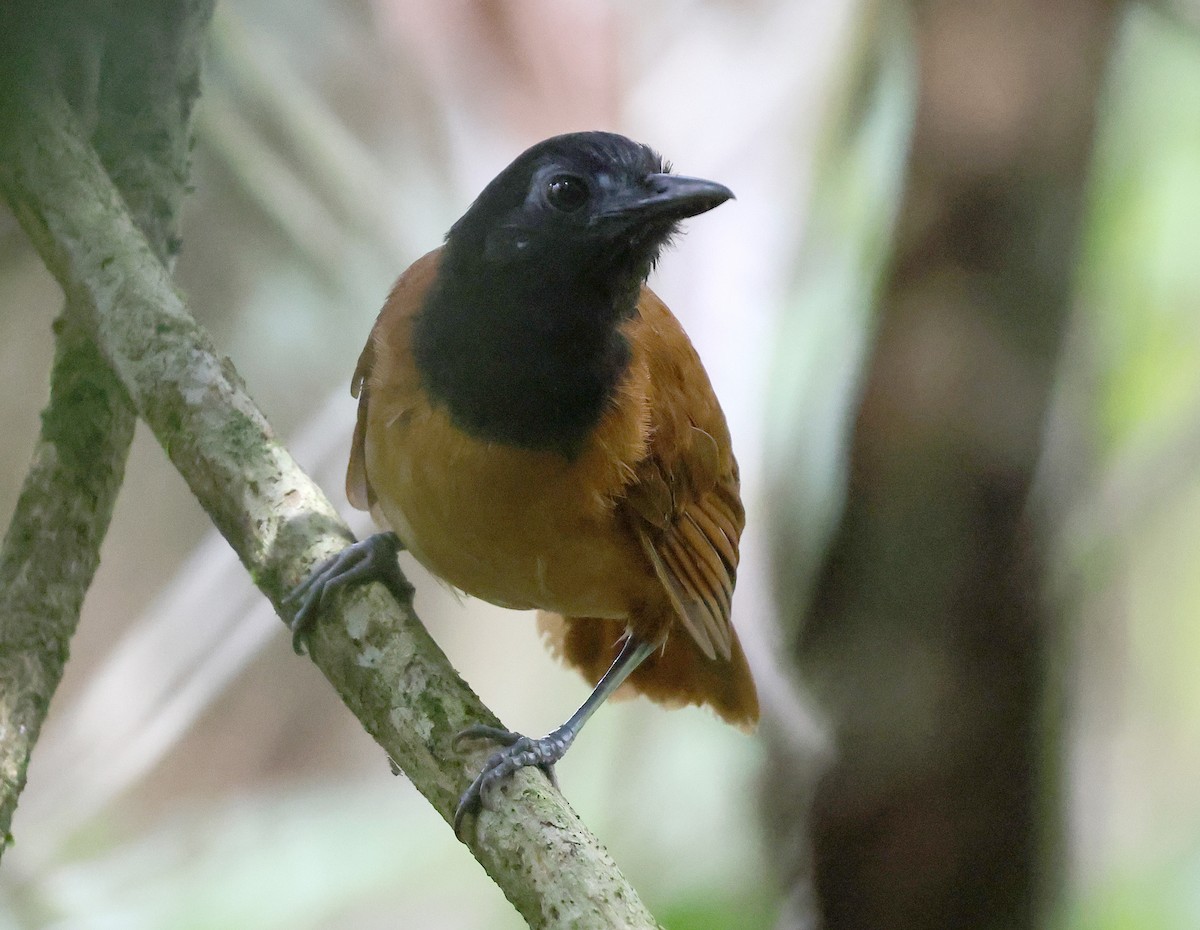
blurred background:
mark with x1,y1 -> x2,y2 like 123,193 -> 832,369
1,1 -> 1199,928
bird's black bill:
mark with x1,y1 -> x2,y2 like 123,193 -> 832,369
593,173 -> 734,227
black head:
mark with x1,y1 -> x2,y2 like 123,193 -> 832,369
414,131 -> 733,456
445,131 -> 733,295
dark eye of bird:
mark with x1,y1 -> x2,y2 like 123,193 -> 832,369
545,174 -> 589,213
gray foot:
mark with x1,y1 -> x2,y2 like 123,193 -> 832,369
452,724 -> 571,839
284,532 -> 409,653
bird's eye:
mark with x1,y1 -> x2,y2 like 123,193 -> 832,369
546,174 -> 589,213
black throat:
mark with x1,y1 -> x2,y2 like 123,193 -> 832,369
412,251 -> 645,458
406,131 -> 719,456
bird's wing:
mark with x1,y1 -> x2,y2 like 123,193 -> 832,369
346,248 -> 443,513
620,289 -> 745,662
345,336 -> 376,512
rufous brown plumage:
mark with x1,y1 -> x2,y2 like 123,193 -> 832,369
290,131 -> 758,835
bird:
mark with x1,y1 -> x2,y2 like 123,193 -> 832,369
288,131 -> 758,837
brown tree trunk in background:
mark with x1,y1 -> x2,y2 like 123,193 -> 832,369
788,2 -> 1119,927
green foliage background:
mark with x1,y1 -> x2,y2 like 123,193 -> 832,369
0,3 -> 1198,929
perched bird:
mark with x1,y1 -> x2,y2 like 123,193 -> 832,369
289,131 -> 758,835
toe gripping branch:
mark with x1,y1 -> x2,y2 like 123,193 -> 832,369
452,725 -> 572,839
451,635 -> 657,840
283,531 -> 411,654
286,533 -> 660,846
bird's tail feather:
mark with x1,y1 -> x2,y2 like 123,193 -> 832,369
536,611 -> 759,730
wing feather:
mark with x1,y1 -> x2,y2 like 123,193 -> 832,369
679,511 -> 734,607
619,289 -> 745,666
345,249 -> 443,515
639,533 -> 719,661
660,528 -> 731,659
687,504 -> 738,573
345,339 -> 375,511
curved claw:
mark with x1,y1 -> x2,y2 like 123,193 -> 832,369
450,637 -> 656,840
452,724 -> 522,751
454,724 -> 561,791
452,726 -> 569,839
284,532 -> 409,654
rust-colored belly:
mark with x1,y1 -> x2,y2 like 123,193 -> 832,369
365,402 -> 648,619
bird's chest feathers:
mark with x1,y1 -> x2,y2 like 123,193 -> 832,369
411,273 -> 636,456
364,372 -> 652,616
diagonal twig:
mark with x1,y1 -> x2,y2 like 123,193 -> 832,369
0,0 -> 212,851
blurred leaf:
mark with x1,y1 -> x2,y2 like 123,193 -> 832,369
1081,7 -> 1200,455
657,894 -> 775,930
1059,839 -> 1200,930
1056,8 -> 1200,930
32,782 -> 522,930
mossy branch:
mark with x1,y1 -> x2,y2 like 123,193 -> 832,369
0,77 -> 659,930
0,0 -> 212,851
0,316 -> 136,851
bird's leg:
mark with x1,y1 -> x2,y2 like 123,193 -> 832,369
284,531 -> 410,654
452,634 -> 657,838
